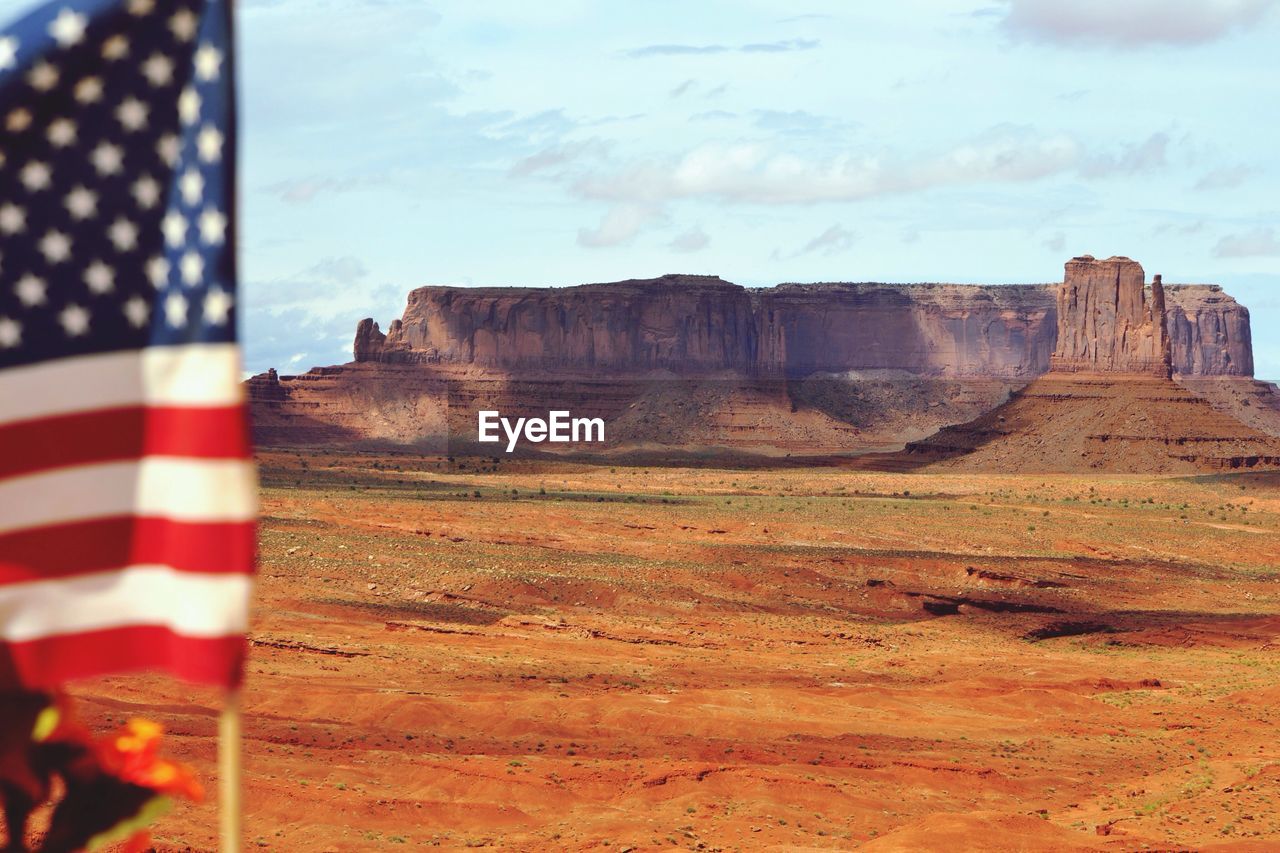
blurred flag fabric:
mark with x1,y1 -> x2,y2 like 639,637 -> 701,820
0,0 -> 252,690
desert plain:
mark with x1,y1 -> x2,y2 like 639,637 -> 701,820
50,449 -> 1280,851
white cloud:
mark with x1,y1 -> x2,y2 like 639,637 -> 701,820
795,224 -> 856,257
1080,133 -> 1169,177
246,255 -> 398,319
1194,165 -> 1256,191
1214,227 -> 1280,257
691,109 -> 737,122
741,38 -> 819,53
1153,220 -> 1206,237
668,227 -> 710,253
752,109 -> 856,136
306,256 -> 369,285
509,140 -> 611,178
572,126 -> 1082,205
1001,0 -> 1276,47
576,203 -> 665,248
265,175 -> 387,204
669,79 -> 696,98
624,39 -> 819,58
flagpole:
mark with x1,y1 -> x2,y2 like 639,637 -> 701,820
218,690 -> 243,853
222,0 -> 244,847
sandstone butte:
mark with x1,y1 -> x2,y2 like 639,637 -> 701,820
898,256 -> 1280,473
247,256 -> 1280,470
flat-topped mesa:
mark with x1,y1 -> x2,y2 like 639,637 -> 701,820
1050,255 -> 1172,377
350,265 -> 1252,379
358,274 -> 756,373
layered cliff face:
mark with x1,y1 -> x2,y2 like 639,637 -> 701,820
1166,285 -> 1253,377
354,274 -> 1252,379
1050,256 -> 1171,376
363,275 -> 757,373
753,284 -> 1056,378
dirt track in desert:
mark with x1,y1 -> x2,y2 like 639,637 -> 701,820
71,452 -> 1280,851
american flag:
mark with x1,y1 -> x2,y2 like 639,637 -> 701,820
0,0 -> 252,690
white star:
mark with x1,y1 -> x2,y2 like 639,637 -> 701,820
0,37 -> 17,72
162,211 -> 188,247
170,9 -> 198,42
165,292 -> 188,327
128,0 -> 155,15
141,52 -> 173,86
59,304 -> 90,336
146,256 -> 171,287
65,186 -> 97,220
84,261 -> 115,294
124,296 -> 149,328
15,274 -> 46,307
132,175 -> 161,209
46,118 -> 76,147
0,204 -> 24,234
116,97 -> 148,131
108,218 -> 139,251
48,9 -> 87,46
179,250 -> 204,285
157,134 -> 179,166
27,61 -> 57,91
179,167 -> 204,205
203,287 -> 233,326
38,231 -> 71,264
101,34 -> 128,60
199,207 -> 227,244
5,108 -> 31,132
196,125 -> 224,163
20,161 -> 51,191
0,317 -> 20,349
91,142 -> 123,176
74,76 -> 103,104
178,87 -> 200,125
194,43 -> 222,81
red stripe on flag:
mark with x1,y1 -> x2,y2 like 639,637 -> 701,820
0,626 -> 247,690
0,517 -> 256,583
0,405 -> 251,478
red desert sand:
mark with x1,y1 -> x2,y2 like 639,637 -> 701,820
52,452 -> 1280,851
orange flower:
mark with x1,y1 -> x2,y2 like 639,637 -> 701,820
95,719 -> 204,802
1,692 -> 203,852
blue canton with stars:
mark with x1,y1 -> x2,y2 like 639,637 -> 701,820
0,0 -> 234,370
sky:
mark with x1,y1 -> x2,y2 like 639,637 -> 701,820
3,0 -> 1278,377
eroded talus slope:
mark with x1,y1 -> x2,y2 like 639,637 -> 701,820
902,375 -> 1280,473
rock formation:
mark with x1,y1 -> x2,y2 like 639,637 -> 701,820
1166,285 -> 1253,377
895,257 -> 1280,473
1050,256 -> 1171,376
351,274 -> 1252,379
353,318 -> 387,361
247,259 -> 1273,459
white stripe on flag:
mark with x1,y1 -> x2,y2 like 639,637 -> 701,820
0,344 -> 245,426
0,566 -> 251,642
0,458 -> 258,535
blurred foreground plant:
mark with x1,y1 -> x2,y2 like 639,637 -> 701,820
0,692 -> 201,852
